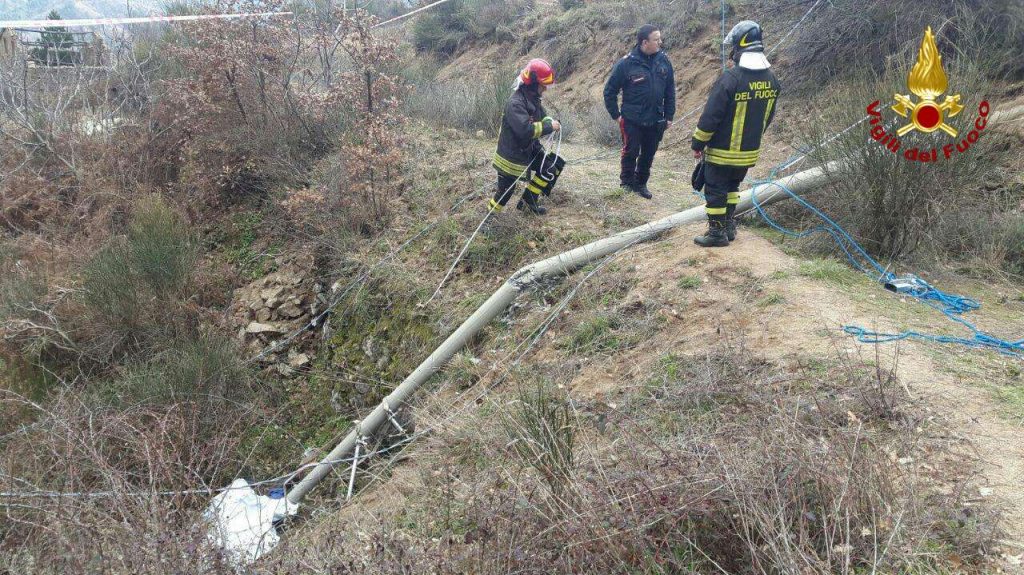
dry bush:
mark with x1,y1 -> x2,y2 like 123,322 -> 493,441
779,62 -> 1020,268
264,346 -> 998,574
779,0 -> 1024,92
405,66 -> 513,136
614,0 -> 708,50
500,380 -> 576,498
0,384 -> 266,574
585,100 -> 622,147
158,0 -> 346,202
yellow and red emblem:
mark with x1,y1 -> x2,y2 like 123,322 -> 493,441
892,26 -> 963,137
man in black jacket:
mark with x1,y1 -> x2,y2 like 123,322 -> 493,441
691,20 -> 779,247
603,25 -> 676,200
491,58 -> 562,216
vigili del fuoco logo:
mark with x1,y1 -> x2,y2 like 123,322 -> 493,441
866,26 -> 990,162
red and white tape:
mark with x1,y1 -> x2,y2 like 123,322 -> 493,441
0,12 -> 293,30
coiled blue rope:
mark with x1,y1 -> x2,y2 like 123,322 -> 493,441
748,175 -> 1024,357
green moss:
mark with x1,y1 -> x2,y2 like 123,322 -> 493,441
324,269 -> 438,407
221,211 -> 278,280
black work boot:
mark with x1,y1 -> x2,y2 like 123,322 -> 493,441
725,218 -> 737,241
694,219 -> 730,248
517,192 -> 547,215
634,174 -> 653,199
725,206 -> 737,241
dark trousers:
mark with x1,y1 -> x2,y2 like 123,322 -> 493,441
703,162 -> 747,221
491,172 -> 524,211
489,153 -> 554,211
619,118 -> 666,187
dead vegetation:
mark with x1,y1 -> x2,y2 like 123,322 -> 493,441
266,344 -> 1000,574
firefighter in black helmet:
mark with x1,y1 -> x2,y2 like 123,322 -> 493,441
691,21 -> 780,247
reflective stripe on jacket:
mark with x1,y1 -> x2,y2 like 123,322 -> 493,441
494,87 -> 553,177
691,66 -> 780,167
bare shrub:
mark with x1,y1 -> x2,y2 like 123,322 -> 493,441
784,62 -> 1016,264
780,0 -> 1024,92
0,385 -> 263,574
405,66 -> 514,136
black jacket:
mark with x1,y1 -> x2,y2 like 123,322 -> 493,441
493,86 -> 554,177
603,48 -> 676,126
691,65 -> 780,168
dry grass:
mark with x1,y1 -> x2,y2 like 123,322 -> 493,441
264,339 -> 1000,574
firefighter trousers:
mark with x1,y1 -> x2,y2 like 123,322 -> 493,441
703,162 -> 748,222
488,153 -> 557,211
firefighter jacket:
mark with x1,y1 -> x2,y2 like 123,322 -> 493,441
603,48 -> 676,127
691,65 -> 780,168
493,87 -> 555,177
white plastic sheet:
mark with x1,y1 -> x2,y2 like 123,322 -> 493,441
205,479 -> 298,565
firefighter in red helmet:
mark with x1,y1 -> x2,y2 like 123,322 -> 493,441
490,58 -> 562,215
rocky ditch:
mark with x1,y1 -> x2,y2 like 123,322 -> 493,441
231,261 -> 328,376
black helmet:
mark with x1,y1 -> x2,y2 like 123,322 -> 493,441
723,20 -> 764,61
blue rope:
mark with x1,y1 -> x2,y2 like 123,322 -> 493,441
748,174 -> 1024,358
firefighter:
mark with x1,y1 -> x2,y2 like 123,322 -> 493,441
603,25 -> 677,200
490,58 -> 562,216
691,21 -> 779,247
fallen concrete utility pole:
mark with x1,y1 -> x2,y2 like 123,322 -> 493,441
285,160 -> 840,504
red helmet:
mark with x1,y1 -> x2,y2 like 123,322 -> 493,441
520,58 -> 555,86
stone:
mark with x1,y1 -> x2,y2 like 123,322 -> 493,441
362,336 -> 377,359
256,308 -> 272,322
261,286 -> 285,302
246,322 -> 284,334
278,302 -> 303,319
288,353 -> 310,368
276,363 -> 295,377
